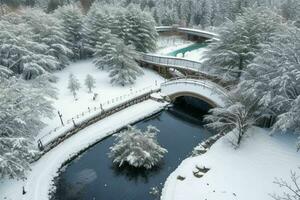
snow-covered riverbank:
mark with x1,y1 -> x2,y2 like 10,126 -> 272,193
161,127 -> 300,200
0,100 -> 168,200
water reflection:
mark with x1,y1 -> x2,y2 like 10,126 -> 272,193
111,162 -> 164,183
53,97 -> 213,200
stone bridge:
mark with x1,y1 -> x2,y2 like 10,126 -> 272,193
161,77 -> 228,107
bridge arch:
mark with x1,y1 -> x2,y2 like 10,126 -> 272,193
161,78 -> 228,108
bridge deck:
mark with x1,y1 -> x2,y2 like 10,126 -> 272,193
140,53 -> 207,74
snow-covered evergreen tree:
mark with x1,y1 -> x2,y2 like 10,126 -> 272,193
0,65 -> 13,79
109,125 -> 168,169
55,5 -> 83,59
85,74 -> 96,93
111,7 -> 132,42
238,25 -> 300,116
68,73 -> 81,99
0,76 -> 56,179
23,8 -> 72,69
81,5 -> 114,57
280,0 -> 300,22
108,41 -> 143,86
235,25 -> 300,146
203,7 -> 283,82
205,92 -> 261,147
125,5 -> 158,52
0,14 -> 60,80
93,29 -> 119,70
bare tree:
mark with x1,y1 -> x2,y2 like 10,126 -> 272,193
205,92 -> 261,147
271,169 -> 300,200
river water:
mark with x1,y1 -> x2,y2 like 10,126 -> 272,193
52,97 -> 213,200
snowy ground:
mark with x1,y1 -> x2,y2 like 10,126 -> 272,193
161,127 -> 300,200
183,47 -> 209,62
156,36 -> 209,62
38,60 -> 165,142
0,100 -> 168,200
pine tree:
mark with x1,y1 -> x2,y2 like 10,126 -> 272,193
81,5 -> 114,57
55,5 -> 83,60
125,5 -> 158,52
238,25 -> 300,117
93,29 -> 118,70
203,7 -> 283,82
108,41 -> 143,86
85,74 -> 96,93
23,9 -> 72,69
68,73 -> 81,99
235,25 -> 300,147
0,76 -> 56,179
109,125 -> 168,169
281,0 -> 300,22
0,65 -> 13,78
111,7 -> 132,43
0,13 -> 60,80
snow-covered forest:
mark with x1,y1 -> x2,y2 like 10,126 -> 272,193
0,1 -> 158,180
0,0 -> 300,200
2,0 -> 300,28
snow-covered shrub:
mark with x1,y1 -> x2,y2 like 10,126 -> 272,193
0,76 -> 56,179
68,73 -> 81,99
109,125 -> 168,169
205,92 -> 261,147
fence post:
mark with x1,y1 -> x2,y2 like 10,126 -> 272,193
58,111 -> 64,126
72,118 -> 77,128
37,139 -> 44,151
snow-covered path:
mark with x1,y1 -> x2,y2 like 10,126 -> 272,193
161,127 -> 300,200
0,100 -> 168,200
38,60 -> 164,141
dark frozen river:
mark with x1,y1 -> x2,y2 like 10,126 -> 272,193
52,97 -> 213,200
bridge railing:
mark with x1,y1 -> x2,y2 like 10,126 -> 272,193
156,26 -> 219,39
177,27 -> 219,39
140,53 -> 209,73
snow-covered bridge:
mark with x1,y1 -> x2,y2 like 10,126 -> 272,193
139,53 -> 207,74
161,77 -> 228,107
156,26 -> 219,40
